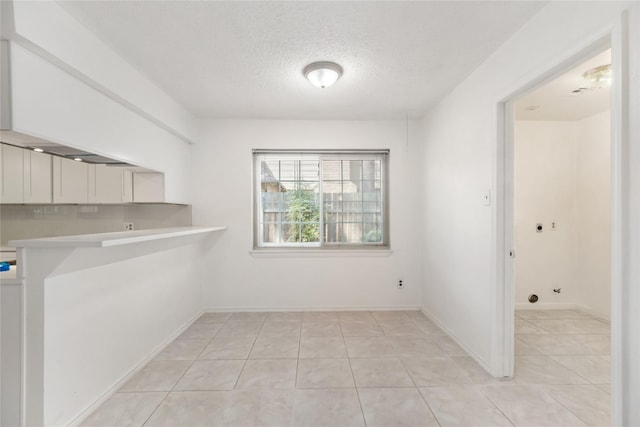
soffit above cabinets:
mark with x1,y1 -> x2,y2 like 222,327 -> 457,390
0,134 -> 155,171
0,132 -> 134,166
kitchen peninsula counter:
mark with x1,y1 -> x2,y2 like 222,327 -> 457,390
2,226 -> 225,426
9,226 -> 226,248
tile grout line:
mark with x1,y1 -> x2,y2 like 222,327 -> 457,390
230,316 -> 265,390
401,341 -> 443,427
92,309 -> 610,425
140,391 -> 170,427
344,312 -> 368,427
543,384 -> 604,426
141,314 -> 224,426
294,320 -> 302,389
480,387 -> 521,427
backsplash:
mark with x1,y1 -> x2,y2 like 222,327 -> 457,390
0,204 -> 192,246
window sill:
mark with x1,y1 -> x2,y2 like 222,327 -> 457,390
249,248 -> 393,258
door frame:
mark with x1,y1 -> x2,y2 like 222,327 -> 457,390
494,17 -> 629,425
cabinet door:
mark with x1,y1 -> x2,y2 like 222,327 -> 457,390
122,170 -> 133,203
0,144 -> 24,203
133,172 -> 164,203
88,164 -> 128,203
53,156 -> 88,203
24,150 -> 52,203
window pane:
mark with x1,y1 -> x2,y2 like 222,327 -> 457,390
258,159 -> 320,246
261,160 -> 280,183
263,222 -> 282,243
362,160 -> 380,180
301,161 -> 320,181
256,153 -> 386,247
363,223 -> 383,243
323,161 -> 342,180
283,185 -> 319,243
278,160 -> 297,181
321,158 -> 383,245
341,223 -> 363,243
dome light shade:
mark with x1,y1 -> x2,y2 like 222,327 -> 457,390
583,64 -> 611,89
304,61 -> 343,88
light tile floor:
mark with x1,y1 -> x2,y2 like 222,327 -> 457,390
81,309 -> 610,426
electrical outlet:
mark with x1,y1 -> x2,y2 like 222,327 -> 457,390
123,222 -> 134,231
397,279 -> 404,289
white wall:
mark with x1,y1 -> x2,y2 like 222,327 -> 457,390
514,112 -> 611,319
1,0 -> 200,204
191,119 -> 423,310
418,0 -> 636,379
0,204 -> 192,246
15,237 -> 208,426
7,42 -> 192,204
3,0 -> 198,143
576,111 -> 611,319
514,121 -> 579,308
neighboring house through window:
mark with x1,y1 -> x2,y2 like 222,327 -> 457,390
253,150 -> 389,248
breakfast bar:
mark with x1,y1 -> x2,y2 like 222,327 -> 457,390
2,226 -> 225,427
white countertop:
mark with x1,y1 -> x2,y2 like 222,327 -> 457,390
8,226 -> 226,248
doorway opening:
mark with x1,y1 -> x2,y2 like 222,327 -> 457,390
492,33 -> 627,424
505,46 -> 613,424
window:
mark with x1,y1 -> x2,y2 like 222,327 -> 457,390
253,150 -> 389,248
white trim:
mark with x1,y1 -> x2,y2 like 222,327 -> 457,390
66,310 -> 203,427
249,249 -> 392,258
496,22 -> 628,425
204,306 -> 419,313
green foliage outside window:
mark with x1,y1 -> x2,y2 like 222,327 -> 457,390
286,189 -> 319,242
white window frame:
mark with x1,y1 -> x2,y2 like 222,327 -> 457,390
252,149 -> 390,250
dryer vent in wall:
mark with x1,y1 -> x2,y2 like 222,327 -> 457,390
528,294 -> 539,303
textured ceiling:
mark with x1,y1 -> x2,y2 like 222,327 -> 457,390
516,49 -> 611,121
57,1 -> 545,120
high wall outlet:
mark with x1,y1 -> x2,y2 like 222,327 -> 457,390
397,279 -> 404,289
124,222 -> 134,231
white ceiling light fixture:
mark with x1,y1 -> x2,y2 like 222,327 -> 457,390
304,61 -> 343,89
583,64 -> 611,89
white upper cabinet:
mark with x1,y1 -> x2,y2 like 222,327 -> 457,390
133,172 -> 164,203
122,169 -> 133,203
0,144 -> 25,203
53,156 -> 88,204
0,143 -> 163,205
24,150 -> 52,203
88,164 -> 133,204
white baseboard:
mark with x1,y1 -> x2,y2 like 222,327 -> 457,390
419,308 -> 497,378
67,310 -> 203,427
204,306 -> 422,313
